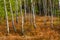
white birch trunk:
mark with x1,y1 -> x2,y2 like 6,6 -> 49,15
31,0 -> 36,28
9,0 -> 16,32
20,0 -> 24,35
15,0 -> 18,23
4,0 -> 9,35
24,0 -> 27,18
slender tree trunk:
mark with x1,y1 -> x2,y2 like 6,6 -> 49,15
4,0 -> 9,35
9,0 -> 16,32
49,0 -> 53,28
40,0 -> 44,16
38,0 -> 41,15
42,0 -> 47,25
30,0 -> 33,27
59,0 -> 60,9
24,0 -> 27,18
58,0 -> 60,25
31,0 -> 36,28
26,0 -> 29,13
15,0 -> 18,23
20,0 -> 24,35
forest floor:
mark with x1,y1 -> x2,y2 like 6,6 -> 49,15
0,15 -> 60,40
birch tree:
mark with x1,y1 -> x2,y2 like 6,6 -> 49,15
9,0 -> 16,32
31,0 -> 36,28
49,0 -> 53,28
24,0 -> 27,18
42,0 -> 47,25
59,0 -> 60,9
15,0 -> 18,23
20,0 -> 24,35
4,0 -> 9,35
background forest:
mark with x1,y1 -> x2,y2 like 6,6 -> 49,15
0,0 -> 60,40
0,0 -> 59,18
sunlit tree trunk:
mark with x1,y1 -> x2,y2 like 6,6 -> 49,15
59,0 -> 60,9
4,0 -> 9,35
9,0 -> 16,32
15,0 -> 18,23
20,0 -> 24,35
